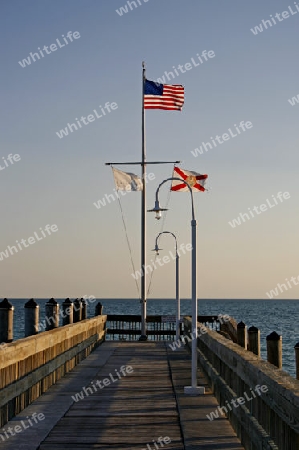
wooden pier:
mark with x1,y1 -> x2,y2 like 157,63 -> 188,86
1,304 -> 299,449
1,342 -> 244,450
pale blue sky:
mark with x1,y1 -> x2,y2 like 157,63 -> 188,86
1,0 -> 299,299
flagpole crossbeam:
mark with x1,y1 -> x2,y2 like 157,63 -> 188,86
105,161 -> 182,166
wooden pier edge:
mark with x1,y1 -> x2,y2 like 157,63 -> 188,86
184,316 -> 299,450
0,315 -> 107,428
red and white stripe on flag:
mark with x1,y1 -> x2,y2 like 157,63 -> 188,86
171,166 -> 208,192
144,84 -> 184,111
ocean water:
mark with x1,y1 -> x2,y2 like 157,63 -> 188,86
3,298 -> 299,378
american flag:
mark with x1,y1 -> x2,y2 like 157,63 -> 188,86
171,166 -> 208,192
144,79 -> 184,111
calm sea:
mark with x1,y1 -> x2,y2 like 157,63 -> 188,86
4,299 -> 299,378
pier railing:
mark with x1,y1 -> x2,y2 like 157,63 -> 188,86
0,315 -> 106,428
184,316 -> 299,450
219,315 -> 238,342
106,314 -> 222,340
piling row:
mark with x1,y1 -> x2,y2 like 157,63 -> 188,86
235,320 -> 299,379
0,298 -> 103,342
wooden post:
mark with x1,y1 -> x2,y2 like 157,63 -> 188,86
0,298 -> 14,343
95,301 -> 103,316
73,298 -> 82,322
248,326 -> 260,356
237,321 -> 247,349
25,298 -> 39,336
295,342 -> 299,380
81,298 -> 87,320
266,331 -> 282,368
62,298 -> 73,325
45,298 -> 59,330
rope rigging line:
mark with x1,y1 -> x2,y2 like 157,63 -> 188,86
111,167 -> 141,299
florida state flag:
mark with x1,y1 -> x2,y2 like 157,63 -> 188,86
171,166 -> 208,192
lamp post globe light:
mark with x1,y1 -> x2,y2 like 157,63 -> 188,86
153,231 -> 180,341
148,177 -> 205,395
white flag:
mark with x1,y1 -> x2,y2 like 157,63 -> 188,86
112,167 -> 143,191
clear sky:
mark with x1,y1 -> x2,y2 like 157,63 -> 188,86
1,0 -> 299,299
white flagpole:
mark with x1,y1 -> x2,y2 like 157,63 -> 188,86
140,61 -> 147,340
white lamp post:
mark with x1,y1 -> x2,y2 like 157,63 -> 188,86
148,177 -> 205,395
153,231 -> 180,341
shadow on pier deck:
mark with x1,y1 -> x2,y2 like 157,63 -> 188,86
1,342 -> 244,450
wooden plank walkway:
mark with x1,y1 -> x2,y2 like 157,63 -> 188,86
0,342 -> 245,450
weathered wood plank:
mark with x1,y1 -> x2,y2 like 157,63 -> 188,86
167,346 -> 245,450
1,341 -> 245,450
38,342 -> 183,449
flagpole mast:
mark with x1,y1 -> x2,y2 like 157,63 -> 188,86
140,61 -> 147,340
106,65 -> 182,340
